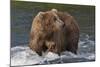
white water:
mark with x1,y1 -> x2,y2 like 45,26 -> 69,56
11,34 -> 95,66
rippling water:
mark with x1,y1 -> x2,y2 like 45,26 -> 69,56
11,1 -> 95,66
11,33 -> 95,66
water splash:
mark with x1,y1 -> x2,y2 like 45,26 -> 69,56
11,33 -> 95,66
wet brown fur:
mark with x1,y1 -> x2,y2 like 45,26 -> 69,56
29,9 -> 80,56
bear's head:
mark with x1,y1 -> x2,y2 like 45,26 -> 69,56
32,9 -> 64,38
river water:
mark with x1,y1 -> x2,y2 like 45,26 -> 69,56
11,1 -> 95,66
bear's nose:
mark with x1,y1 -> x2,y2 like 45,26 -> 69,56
59,19 -> 65,27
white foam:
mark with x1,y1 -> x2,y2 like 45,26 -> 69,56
87,54 -> 95,60
11,46 -> 43,66
11,46 -> 95,66
85,54 -> 95,60
11,46 -> 61,66
44,52 -> 60,61
11,34 -> 95,66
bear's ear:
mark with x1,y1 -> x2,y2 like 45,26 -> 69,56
38,12 -> 45,19
39,12 -> 45,15
51,9 -> 58,13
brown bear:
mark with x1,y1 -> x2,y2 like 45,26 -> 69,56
28,9 -> 80,56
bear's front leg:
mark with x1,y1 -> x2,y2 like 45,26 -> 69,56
29,36 -> 43,56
